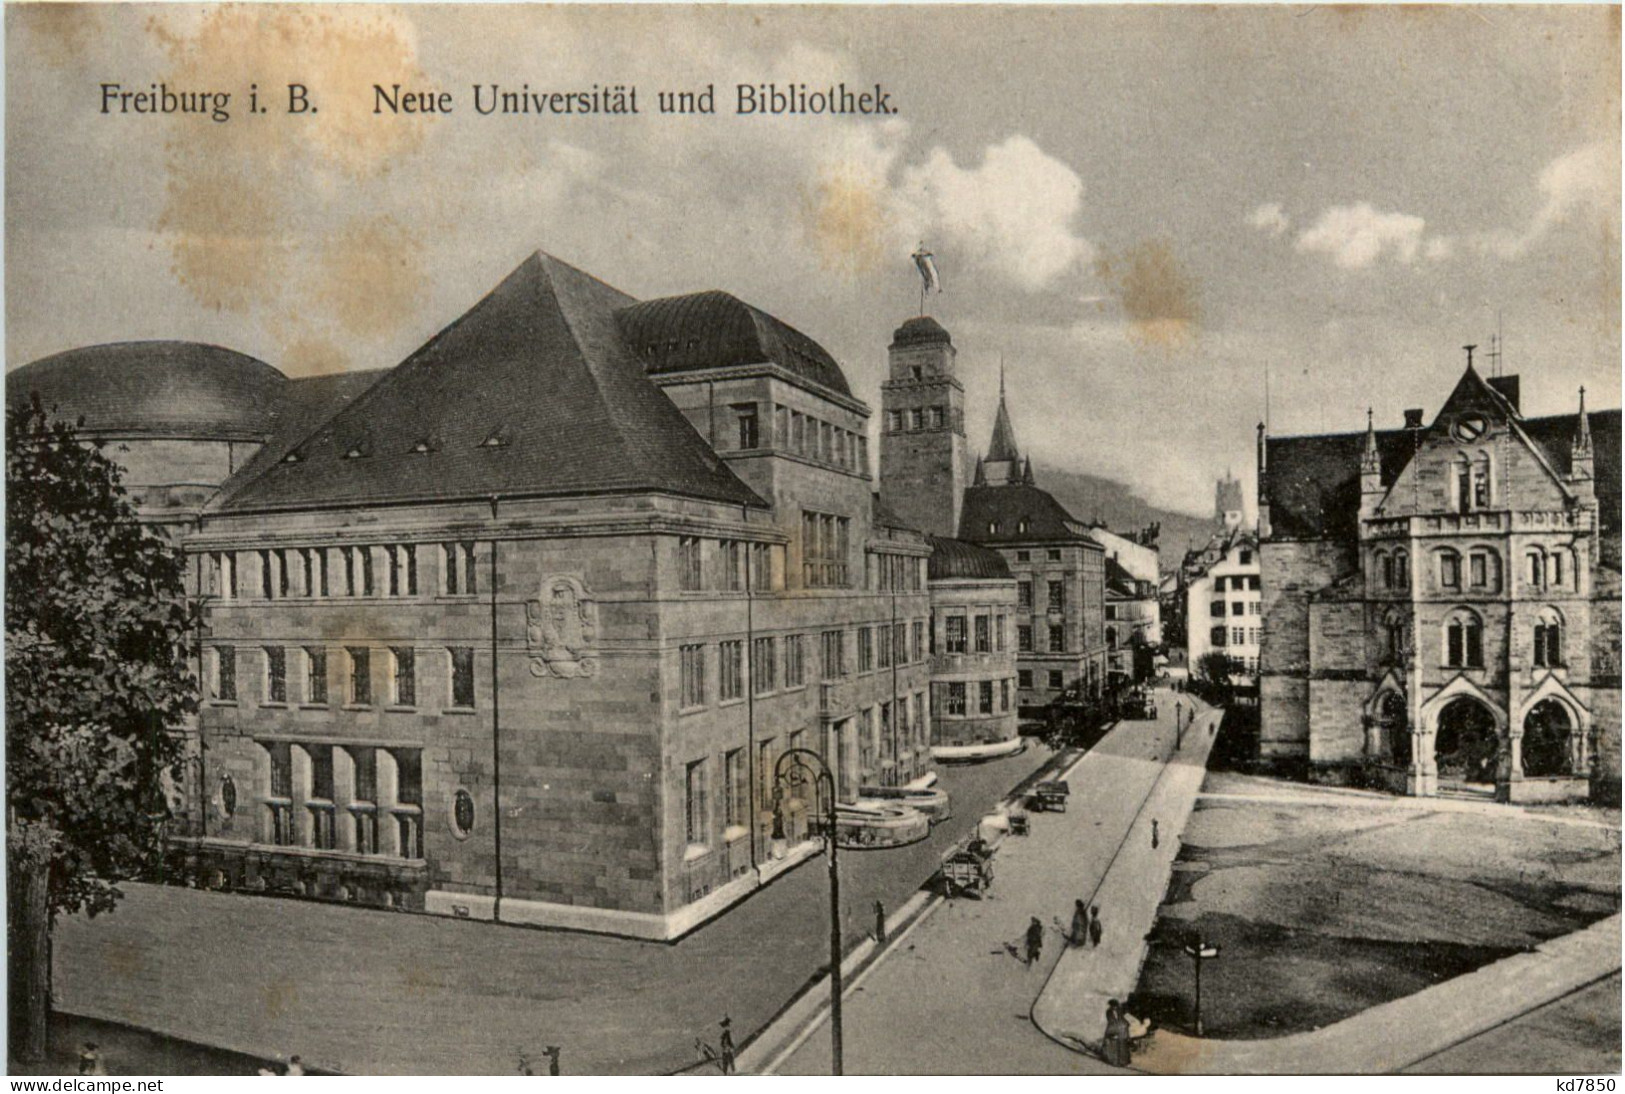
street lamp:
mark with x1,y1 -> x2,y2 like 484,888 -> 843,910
772,747 -> 843,1075
1183,939 -> 1221,1036
1175,701 -> 1184,750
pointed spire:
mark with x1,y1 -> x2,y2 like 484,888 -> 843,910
1574,385 -> 1593,457
987,364 -> 1020,463
1021,455 -> 1035,486
1360,407 -> 1381,472
973,452 -> 987,486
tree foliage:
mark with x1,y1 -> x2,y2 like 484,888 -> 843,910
5,394 -> 199,918
1194,650 -> 1234,690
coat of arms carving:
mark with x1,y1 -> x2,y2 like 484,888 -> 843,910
527,575 -> 599,678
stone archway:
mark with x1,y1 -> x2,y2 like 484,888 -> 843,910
1522,699 -> 1574,778
1378,691 -> 1411,767
1434,697 -> 1500,784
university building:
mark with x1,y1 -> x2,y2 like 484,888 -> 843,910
1258,355 -> 1621,803
14,251 -> 939,939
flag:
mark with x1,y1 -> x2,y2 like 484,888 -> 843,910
912,244 -> 942,295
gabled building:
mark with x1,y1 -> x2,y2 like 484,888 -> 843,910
1259,354 -> 1621,804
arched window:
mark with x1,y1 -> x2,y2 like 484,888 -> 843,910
1384,610 -> 1407,664
1453,454 -> 1472,513
1437,548 -> 1462,590
1526,550 -> 1545,589
1395,549 -> 1410,590
1374,550 -> 1392,589
1533,607 -> 1565,669
1547,549 -> 1568,589
1472,452 -> 1492,508
1469,549 -> 1500,591
1445,609 -> 1483,669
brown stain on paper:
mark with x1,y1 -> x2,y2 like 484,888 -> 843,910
1094,239 -> 1202,351
802,165 -> 891,277
315,215 -> 427,340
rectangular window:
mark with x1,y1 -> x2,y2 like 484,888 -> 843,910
775,405 -> 789,446
1212,625 -> 1227,647
1048,549 -> 1062,562
821,630 -> 845,679
792,412 -> 806,453
877,625 -> 893,670
1214,577 -> 1227,593
909,408 -> 923,431
893,623 -> 906,666
1048,580 -> 1065,612
719,540 -> 743,592
1441,552 -> 1461,589
735,404 -> 759,450
887,409 -> 902,433
304,647 -> 327,705
912,621 -> 925,662
719,640 -> 744,702
390,647 -> 416,707
800,512 -> 851,588
1000,678 -> 1010,711
784,634 -> 805,688
1018,625 -> 1033,652
208,551 -> 236,600
1048,670 -> 1064,690
974,615 -> 991,653
1049,625 -> 1066,652
443,543 -> 461,595
753,636 -> 777,695
679,536 -> 704,591
1016,550 -> 1031,562
362,548 -> 375,596
947,682 -> 966,715
1018,669 -> 1033,689
1211,600 -> 1227,618
1232,601 -> 1245,616
450,647 -> 475,709
979,680 -> 994,714
347,647 -> 372,706
260,549 -> 274,600
858,626 -> 874,672
214,647 -> 237,701
264,646 -> 287,704
1018,581 -> 1033,609
680,645 -> 706,708
750,542 -> 771,592
1470,553 -> 1487,587
263,741 -> 294,846
945,616 -> 967,654
930,406 -> 945,430
301,549 -> 316,598
342,547 -> 358,596
685,759 -> 708,846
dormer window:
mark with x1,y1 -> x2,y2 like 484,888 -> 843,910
343,445 -> 368,460
282,452 -> 301,464
1017,519 -> 1029,534
479,427 -> 510,449
411,437 -> 439,455
989,521 -> 999,535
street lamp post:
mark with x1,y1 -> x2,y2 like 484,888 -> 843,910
1175,701 -> 1184,750
772,747 -> 842,1075
1183,939 -> 1221,1036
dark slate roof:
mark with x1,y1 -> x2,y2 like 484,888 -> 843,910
890,315 -> 951,347
1264,408 -> 1620,540
987,394 -> 1020,463
218,253 -> 765,513
959,483 -> 1099,546
1104,557 -> 1139,597
871,493 -> 916,534
927,535 -> 1012,581
616,290 -> 852,398
217,370 -> 389,498
8,341 -> 285,439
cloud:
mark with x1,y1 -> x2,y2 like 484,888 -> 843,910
1248,202 -> 1290,237
1478,140 -> 1617,259
897,135 -> 1093,291
1295,202 -> 1427,269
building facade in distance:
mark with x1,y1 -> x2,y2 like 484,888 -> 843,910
1259,357 -> 1621,803
925,536 -> 1021,759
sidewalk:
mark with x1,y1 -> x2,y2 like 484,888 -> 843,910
1131,913 -> 1621,1074
769,688 -> 1213,1074
1029,701 -> 1222,1056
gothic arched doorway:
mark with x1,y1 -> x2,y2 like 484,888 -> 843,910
1434,697 -> 1500,784
1378,692 -> 1410,766
1522,699 -> 1574,777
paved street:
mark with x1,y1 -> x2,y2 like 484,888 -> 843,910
52,744 -> 1051,1076
775,688 -> 1212,1074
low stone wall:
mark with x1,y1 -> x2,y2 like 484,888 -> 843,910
168,838 -> 430,911
1502,776 -> 1593,805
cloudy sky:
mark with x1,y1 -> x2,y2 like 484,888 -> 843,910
6,4 -> 1619,515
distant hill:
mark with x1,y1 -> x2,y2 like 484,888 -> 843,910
1034,465 -> 1220,574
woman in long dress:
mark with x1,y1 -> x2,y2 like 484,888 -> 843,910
1102,1001 -> 1133,1067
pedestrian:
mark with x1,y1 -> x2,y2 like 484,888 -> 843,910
1069,899 -> 1089,947
1101,1000 -> 1132,1067
542,1046 -> 561,1076
78,1043 -> 106,1076
718,1016 -> 735,1075
285,1055 -> 305,1076
874,899 -> 887,944
1152,819 -> 1160,849
1088,905 -> 1103,948
1024,916 -> 1045,966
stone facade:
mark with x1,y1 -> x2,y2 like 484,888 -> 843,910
1259,362 -> 1621,802
926,543 -> 1021,758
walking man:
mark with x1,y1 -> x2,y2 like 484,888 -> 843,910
1069,899 -> 1089,947
719,1017 -> 736,1075
1025,916 -> 1045,966
1088,905 -> 1103,948
1152,818 -> 1160,849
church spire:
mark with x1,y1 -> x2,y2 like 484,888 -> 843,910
1360,407 -> 1381,473
987,368 -> 1020,464
1573,386 -> 1593,458
973,452 -> 987,486
1021,455 -> 1035,486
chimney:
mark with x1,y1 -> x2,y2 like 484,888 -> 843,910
1402,408 -> 1425,429
1487,375 -> 1520,411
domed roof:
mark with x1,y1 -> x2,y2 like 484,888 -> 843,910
9,341 -> 286,439
616,291 -> 852,398
891,316 -> 951,348
927,535 -> 1012,581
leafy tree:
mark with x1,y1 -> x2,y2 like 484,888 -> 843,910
6,394 -> 198,1061
1195,650 -> 1234,690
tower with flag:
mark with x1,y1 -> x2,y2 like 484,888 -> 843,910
912,242 -> 941,316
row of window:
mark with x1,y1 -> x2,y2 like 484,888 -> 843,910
205,544 -> 478,602
801,511 -> 852,588
678,537 -> 775,593
209,645 -> 476,711
884,405 -> 956,434
1373,546 -> 1575,594
1016,580 -> 1068,613
1015,623 -> 1070,653
938,612 -> 1009,655
938,678 -> 1015,717
1213,573 -> 1259,592
1384,607 -> 1568,670
1211,600 -> 1263,618
735,404 -> 867,474
1017,668 -> 1069,691
256,742 -> 424,858
1210,626 -> 1261,649
677,623 -> 929,709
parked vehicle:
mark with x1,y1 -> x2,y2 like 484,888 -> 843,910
940,837 -> 995,897
1027,779 -> 1070,813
